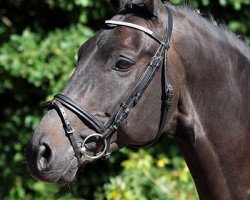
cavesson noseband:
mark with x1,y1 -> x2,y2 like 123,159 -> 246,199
49,5 -> 173,165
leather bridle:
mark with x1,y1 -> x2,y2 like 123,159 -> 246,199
48,5 -> 173,165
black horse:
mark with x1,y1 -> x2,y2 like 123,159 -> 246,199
26,0 -> 250,199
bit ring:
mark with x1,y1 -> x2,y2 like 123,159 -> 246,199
80,133 -> 107,159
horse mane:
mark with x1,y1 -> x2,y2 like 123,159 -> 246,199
165,2 -> 250,58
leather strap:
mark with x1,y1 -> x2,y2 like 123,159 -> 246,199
54,94 -> 106,133
102,45 -> 167,140
52,100 -> 82,163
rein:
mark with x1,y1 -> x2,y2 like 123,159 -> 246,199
50,6 -> 173,165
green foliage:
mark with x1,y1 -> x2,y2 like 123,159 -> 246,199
0,0 -> 249,199
104,148 -> 198,200
0,25 -> 93,95
0,24 -> 94,199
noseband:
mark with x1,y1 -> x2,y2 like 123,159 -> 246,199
49,6 -> 173,165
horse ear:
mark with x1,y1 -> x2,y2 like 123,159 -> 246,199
108,0 -> 163,17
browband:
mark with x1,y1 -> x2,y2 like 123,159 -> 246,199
105,20 -> 168,48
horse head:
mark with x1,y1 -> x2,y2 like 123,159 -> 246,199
26,0 -> 177,184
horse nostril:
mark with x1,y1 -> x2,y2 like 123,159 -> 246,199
37,143 -> 52,170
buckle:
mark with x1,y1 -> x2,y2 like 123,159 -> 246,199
66,126 -> 74,134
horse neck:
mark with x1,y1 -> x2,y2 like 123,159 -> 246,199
169,8 -> 250,200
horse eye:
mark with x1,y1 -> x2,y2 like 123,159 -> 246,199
114,58 -> 133,72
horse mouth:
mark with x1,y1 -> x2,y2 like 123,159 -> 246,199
28,157 -> 79,184
56,159 -> 78,184
56,157 -> 92,184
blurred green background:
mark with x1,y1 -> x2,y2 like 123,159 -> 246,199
0,0 -> 249,199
